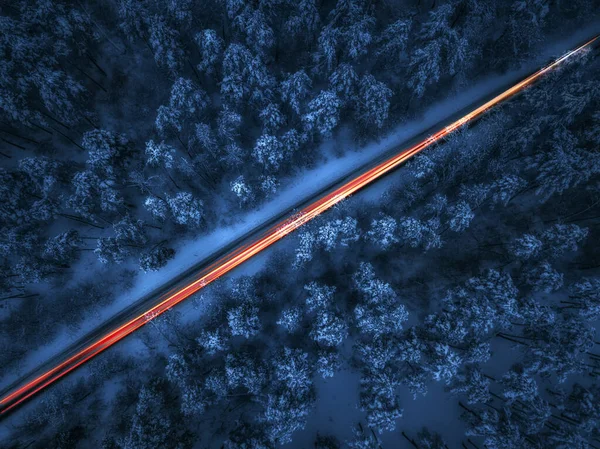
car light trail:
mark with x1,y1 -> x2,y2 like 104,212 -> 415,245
1,34 -> 597,416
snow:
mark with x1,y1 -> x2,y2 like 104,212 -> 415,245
2,19 -> 598,407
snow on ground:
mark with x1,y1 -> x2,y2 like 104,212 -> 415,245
2,22 -> 598,393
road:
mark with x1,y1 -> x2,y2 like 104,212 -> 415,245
1,34 -> 598,417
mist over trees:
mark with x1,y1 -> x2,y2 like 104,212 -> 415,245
1,0 -> 600,448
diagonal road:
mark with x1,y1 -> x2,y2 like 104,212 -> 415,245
1,34 -> 598,417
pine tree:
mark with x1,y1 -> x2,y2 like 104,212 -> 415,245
195,29 -> 224,75
139,246 -> 175,272
407,4 -> 469,97
366,214 -> 399,249
166,192 -> 204,227
302,90 -> 341,137
148,15 -> 185,75
567,277 -> 600,320
448,364 -> 491,404
145,140 -> 176,169
354,74 -> 393,130
227,303 -> 261,338
231,175 -> 255,205
221,43 -> 275,108
281,70 -> 312,115
43,230 -> 82,266
376,19 -> 411,68
252,134 -> 284,170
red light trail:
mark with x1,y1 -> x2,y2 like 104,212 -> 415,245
0,35 -> 597,416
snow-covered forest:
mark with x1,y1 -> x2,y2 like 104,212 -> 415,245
1,0 -> 600,447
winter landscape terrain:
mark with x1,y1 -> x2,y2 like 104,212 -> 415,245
1,0 -> 600,448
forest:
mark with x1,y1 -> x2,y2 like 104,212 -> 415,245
1,0 -> 600,447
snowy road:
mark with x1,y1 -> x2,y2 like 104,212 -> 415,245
1,34 -> 598,417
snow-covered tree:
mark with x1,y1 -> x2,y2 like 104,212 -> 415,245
407,4 -> 469,97
83,129 -> 133,179
447,200 -> 475,232
366,214 -> 399,249
531,127 -> 592,201
190,123 -> 217,156
310,309 -> 348,347
273,347 -> 313,393
230,175 -> 254,205
225,352 -> 266,394
227,303 -> 261,338
217,107 -> 242,142
197,327 -> 229,355
221,43 -> 274,108
233,7 -> 275,57
567,277 -> 600,320
359,367 -> 403,432
263,389 -> 314,445
448,365 -> 491,404
463,407 -> 529,449
438,269 -> 520,345
43,230 -> 82,266
277,307 -> 302,333
259,103 -> 285,133
265,348 -> 315,444
281,70 -> 312,115
501,364 -> 539,404
523,261 -> 563,293
121,381 -> 190,449
322,0 -> 375,64
145,140 -> 175,169
139,246 -> 175,272
424,343 -> 462,385
520,315 -> 595,382
284,0 -> 321,46
195,29 -> 224,75
314,26 -> 340,73
302,90 -> 341,137
114,214 -> 147,246
252,134 -> 284,170
166,0 -> 193,26
281,129 -> 305,154
316,217 -> 361,251
260,175 -> 278,197
408,154 -> 436,181
95,237 -> 127,264
68,171 -> 123,218
584,111 -> 600,145
376,18 -> 411,67
304,282 -> 336,312
502,0 -> 549,63
347,424 -> 381,449
144,197 -> 169,221
509,233 -> 543,260
353,262 -> 408,337
156,78 -> 208,136
459,183 -> 490,209
328,63 -> 359,102
294,230 -> 316,267
166,192 -> 204,227
148,16 -> 185,75
397,217 -> 424,248
414,428 -> 448,449
223,421 -> 273,449
540,223 -> 588,259
19,157 -> 64,195
316,350 -> 341,379
354,74 -> 392,130
490,175 -> 527,207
